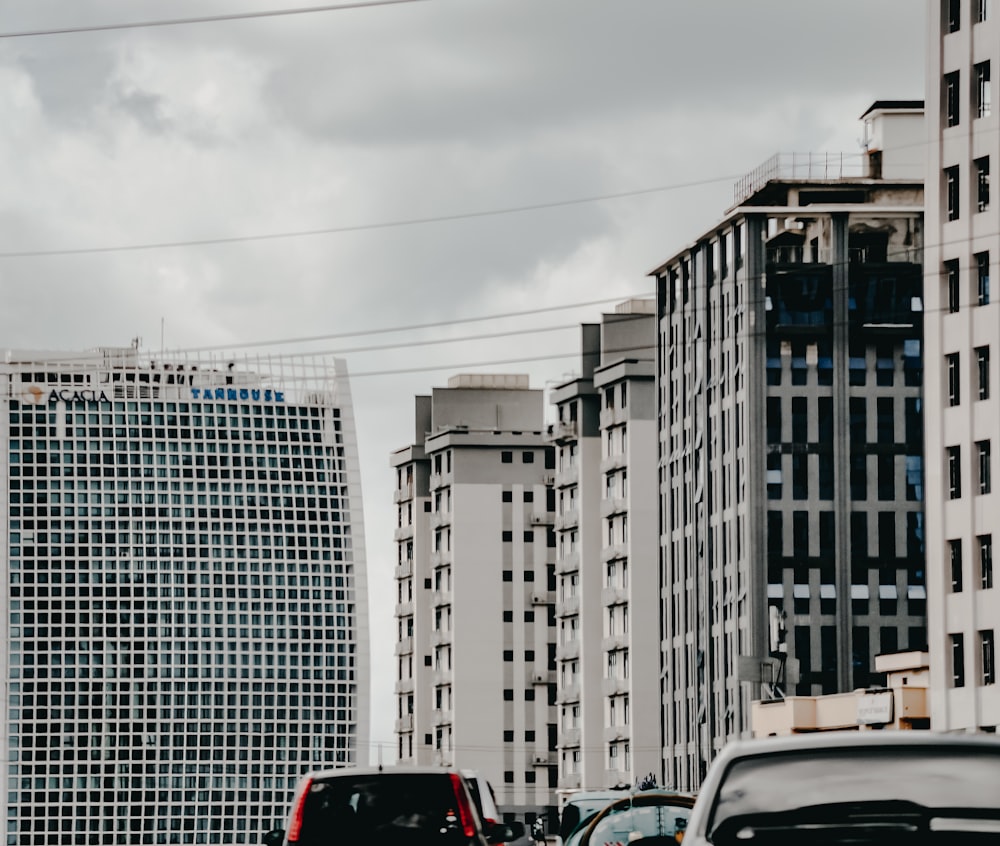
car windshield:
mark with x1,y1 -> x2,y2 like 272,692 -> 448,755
584,798 -> 691,845
707,747 -> 1000,845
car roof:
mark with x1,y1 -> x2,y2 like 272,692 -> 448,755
718,730 -> 1000,763
302,765 -> 466,780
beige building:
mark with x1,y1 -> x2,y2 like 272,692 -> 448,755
752,651 -> 931,736
548,300 -> 659,791
391,375 -> 557,822
924,0 -> 1000,732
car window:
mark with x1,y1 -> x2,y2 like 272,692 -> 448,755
708,747 -> 1000,841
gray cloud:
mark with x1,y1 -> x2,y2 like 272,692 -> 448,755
0,0 -> 925,756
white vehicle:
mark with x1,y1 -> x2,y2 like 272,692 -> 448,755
684,731 -> 1000,846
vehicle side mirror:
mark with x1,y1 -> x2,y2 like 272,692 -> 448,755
262,829 -> 284,846
487,820 -> 525,843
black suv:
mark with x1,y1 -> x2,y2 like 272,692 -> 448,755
264,766 -> 524,846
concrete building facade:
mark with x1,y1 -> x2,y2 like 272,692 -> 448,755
652,105 -> 927,789
391,375 -> 557,825
0,346 -> 369,846
548,301 -> 660,794
924,0 -> 1000,731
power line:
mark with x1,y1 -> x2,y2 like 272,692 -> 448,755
0,0 -> 430,39
172,295 -> 649,353
0,177 -> 739,259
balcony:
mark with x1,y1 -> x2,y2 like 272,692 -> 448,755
602,677 -> 629,696
393,483 -> 415,503
395,601 -> 413,617
554,466 -> 578,488
556,640 -> 580,661
599,454 -> 626,474
601,586 -> 629,606
602,633 -> 628,652
555,510 -> 579,531
529,670 -> 555,685
395,714 -> 413,733
548,420 -> 578,443
393,525 -> 415,542
599,407 -> 628,429
394,636 -> 413,656
600,497 -> 628,518
531,589 -> 555,606
560,728 -> 581,747
601,543 -> 628,563
394,561 -> 412,580
531,752 -> 554,766
558,773 -> 582,791
529,511 -> 554,526
604,726 -> 629,743
605,769 -> 630,789
556,596 -> 580,617
555,551 -> 580,574
557,683 -> 581,704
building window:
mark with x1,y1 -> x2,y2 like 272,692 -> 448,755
951,539 -> 964,592
980,535 -> 994,589
501,451 -> 513,464
977,251 -> 990,305
952,633 -> 966,688
945,70 -> 961,126
946,165 -> 961,220
978,440 -> 992,494
977,157 -> 991,211
981,630 -> 996,685
522,451 -> 534,464
977,346 -> 990,400
948,445 -> 963,498
948,0 -> 962,31
976,61 -> 992,118
947,352 -> 961,406
945,259 -> 961,312
979,0 -> 991,22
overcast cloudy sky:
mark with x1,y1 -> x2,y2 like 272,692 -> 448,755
0,0 -> 924,761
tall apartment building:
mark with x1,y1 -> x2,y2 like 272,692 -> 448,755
547,301 -> 659,793
0,346 -> 369,846
925,0 -> 999,731
391,375 -> 557,824
652,104 -> 927,789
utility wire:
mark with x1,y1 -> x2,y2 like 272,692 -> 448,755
0,176 -> 739,259
0,0 -> 430,39
172,295 -> 649,353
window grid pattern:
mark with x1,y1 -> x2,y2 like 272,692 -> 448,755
5,368 -> 363,846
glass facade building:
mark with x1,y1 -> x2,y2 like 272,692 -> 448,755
652,110 -> 926,789
0,347 -> 369,846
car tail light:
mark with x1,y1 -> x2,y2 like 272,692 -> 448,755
448,772 -> 478,839
286,776 -> 314,844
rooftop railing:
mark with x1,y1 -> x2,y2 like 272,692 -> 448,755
733,152 -> 868,207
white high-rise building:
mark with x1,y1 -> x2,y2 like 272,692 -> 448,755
548,301 -> 659,793
391,374 -> 557,825
924,0 -> 1000,731
0,346 -> 369,846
